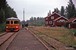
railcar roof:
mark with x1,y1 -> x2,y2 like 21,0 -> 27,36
6,17 -> 20,21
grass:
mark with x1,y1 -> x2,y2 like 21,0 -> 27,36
70,29 -> 76,36
28,26 -> 76,46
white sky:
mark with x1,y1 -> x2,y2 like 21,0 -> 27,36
6,0 -> 69,21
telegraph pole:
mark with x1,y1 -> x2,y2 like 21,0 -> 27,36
23,8 -> 25,21
22,8 -> 25,28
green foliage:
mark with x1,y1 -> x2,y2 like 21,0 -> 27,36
0,23 -> 6,32
60,6 -> 65,16
0,0 -> 7,9
27,17 -> 45,26
0,8 -> 5,23
66,0 -> 76,18
71,29 -> 76,36
53,8 -> 60,13
5,5 -> 17,18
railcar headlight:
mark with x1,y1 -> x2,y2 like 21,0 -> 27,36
6,26 -> 8,28
16,26 -> 18,28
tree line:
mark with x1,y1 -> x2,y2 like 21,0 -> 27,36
53,0 -> 76,19
0,0 -> 17,24
26,17 -> 45,26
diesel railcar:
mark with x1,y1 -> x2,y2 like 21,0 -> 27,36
6,17 -> 21,32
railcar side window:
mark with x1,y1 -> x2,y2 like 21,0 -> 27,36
14,21 -> 19,24
6,21 -> 9,24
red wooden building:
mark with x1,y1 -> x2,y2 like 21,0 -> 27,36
45,12 -> 68,27
68,18 -> 76,29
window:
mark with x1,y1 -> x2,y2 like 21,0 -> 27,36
46,21 -> 48,24
6,21 -> 10,24
46,18 -> 48,20
51,16 -> 54,19
57,19 -> 65,22
11,21 -> 13,24
74,20 -> 76,22
14,21 -> 19,24
49,21 -> 52,24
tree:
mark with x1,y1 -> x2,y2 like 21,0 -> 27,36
0,0 -> 17,24
0,0 -> 7,9
33,17 -> 36,21
48,10 -> 51,16
5,6 -> 17,19
60,6 -> 65,16
30,17 -> 34,22
28,17 -> 45,26
0,0 -> 7,23
66,0 -> 76,18
53,8 -> 60,13
0,9 -> 5,23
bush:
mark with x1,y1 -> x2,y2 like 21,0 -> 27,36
71,29 -> 76,36
0,23 -> 6,32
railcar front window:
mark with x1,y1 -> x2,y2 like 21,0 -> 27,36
11,21 -> 13,24
6,21 -> 9,24
14,21 -> 19,24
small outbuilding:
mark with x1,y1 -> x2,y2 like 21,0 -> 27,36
68,18 -> 76,29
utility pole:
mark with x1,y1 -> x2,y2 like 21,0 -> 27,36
23,8 -> 25,21
22,8 -> 25,28
23,9 -> 28,27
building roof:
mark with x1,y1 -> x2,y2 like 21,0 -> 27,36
45,12 -> 69,22
51,12 -> 61,17
69,17 -> 76,22
54,16 -> 68,21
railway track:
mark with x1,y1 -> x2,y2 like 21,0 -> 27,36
0,28 -> 52,50
27,28 -> 51,50
0,32 -> 18,50
28,28 -> 56,50
29,27 -> 75,50
0,32 -> 7,37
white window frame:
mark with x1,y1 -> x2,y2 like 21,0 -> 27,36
49,21 -> 52,24
51,16 -> 54,19
57,19 -> 65,22
46,18 -> 48,20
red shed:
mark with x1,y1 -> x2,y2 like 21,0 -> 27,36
68,18 -> 76,29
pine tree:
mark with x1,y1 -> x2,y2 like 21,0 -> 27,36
0,0 -> 7,9
0,0 -> 7,23
60,6 -> 65,16
5,6 -> 17,19
48,10 -> 51,16
53,8 -> 60,13
0,0 -> 17,23
66,0 -> 76,18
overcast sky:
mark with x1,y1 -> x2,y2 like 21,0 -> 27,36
6,0 -> 76,21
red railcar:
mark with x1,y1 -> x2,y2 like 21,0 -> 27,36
6,17 -> 21,32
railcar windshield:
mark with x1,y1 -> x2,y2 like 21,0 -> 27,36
11,21 -> 13,24
14,21 -> 19,24
6,21 -> 10,24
